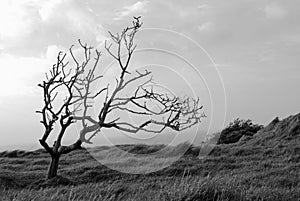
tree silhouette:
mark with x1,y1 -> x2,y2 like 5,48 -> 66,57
37,17 -> 205,179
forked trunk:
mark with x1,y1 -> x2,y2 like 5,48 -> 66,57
47,155 -> 60,179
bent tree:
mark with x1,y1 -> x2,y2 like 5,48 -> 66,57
37,17 -> 205,179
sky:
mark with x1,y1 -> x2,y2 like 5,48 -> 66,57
0,0 -> 299,150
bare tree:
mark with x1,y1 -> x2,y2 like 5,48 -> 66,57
37,17 -> 205,179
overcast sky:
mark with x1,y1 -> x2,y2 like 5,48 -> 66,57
0,0 -> 299,150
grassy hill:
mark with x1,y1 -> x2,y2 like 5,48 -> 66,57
0,113 -> 300,200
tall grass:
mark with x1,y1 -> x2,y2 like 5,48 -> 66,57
0,138 -> 300,200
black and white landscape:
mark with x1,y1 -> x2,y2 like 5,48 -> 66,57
0,1 -> 299,200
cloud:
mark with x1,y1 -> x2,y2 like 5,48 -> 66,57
0,43 -> 103,97
0,0 -> 107,56
0,0 -> 37,39
45,45 -> 69,61
263,3 -> 286,20
114,1 -> 148,20
284,34 -> 300,45
198,22 -> 214,32
67,10 -> 106,43
0,44 -> 88,97
197,4 -> 211,10
38,0 -> 65,22
0,53 -> 50,96
38,0 -> 106,43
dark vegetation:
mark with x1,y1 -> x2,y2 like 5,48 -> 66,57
1,113 -> 300,200
217,118 -> 263,144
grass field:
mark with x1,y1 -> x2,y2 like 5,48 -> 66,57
1,114 -> 300,201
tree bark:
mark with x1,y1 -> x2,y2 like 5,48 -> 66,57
47,155 -> 60,179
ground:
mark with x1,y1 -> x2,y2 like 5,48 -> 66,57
0,113 -> 300,201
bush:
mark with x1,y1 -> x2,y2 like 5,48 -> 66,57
217,118 -> 263,144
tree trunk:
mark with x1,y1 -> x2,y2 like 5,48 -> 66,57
47,155 -> 60,179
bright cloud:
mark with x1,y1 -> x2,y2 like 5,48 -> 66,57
38,0 -> 65,22
263,3 -> 286,20
0,0 -> 36,39
0,0 -> 106,55
0,43 -> 99,97
67,9 -> 106,43
197,4 -> 211,10
114,1 -> 148,20
198,22 -> 214,32
38,0 -> 106,43
0,44 -> 65,97
0,53 -> 50,96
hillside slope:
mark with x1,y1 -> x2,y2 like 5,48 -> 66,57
0,113 -> 300,200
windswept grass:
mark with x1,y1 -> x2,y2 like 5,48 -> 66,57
0,141 -> 299,200
1,113 -> 300,200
